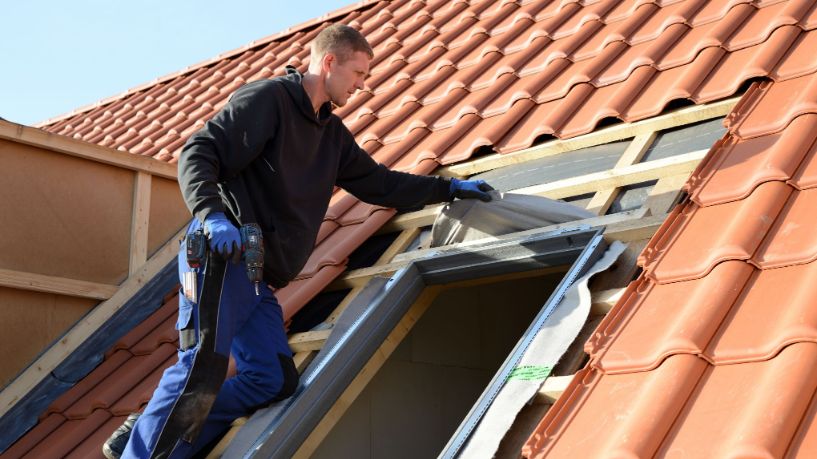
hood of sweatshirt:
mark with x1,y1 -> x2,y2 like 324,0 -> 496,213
279,65 -> 334,127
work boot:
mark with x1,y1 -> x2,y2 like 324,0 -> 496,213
102,412 -> 140,459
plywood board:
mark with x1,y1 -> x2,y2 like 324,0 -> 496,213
148,176 -> 189,257
0,287 -> 96,386
0,139 -> 133,284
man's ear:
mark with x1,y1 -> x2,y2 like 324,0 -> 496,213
322,53 -> 335,73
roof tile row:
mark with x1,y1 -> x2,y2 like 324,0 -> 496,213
11,1 -> 817,457
524,71 -> 817,457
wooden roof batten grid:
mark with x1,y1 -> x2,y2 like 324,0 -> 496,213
206,95 -> 734,457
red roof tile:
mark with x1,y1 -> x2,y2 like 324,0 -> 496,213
11,0 -> 817,456
524,71 -> 817,458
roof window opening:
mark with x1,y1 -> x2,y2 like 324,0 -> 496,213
310,270 -> 568,459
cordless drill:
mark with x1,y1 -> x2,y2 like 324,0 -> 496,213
240,223 -> 264,295
184,228 -> 207,302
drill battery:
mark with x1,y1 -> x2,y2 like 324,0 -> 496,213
240,223 -> 264,295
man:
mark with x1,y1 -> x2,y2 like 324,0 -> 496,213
103,24 -> 493,459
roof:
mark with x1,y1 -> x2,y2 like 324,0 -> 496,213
6,0 -> 817,456
35,0 -> 817,321
522,72 -> 817,457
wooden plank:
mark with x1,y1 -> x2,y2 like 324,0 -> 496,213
0,268 -> 118,300
380,150 -> 705,233
292,351 -> 317,373
515,148 -> 706,199
585,132 -> 657,215
0,225 -> 187,419
533,375 -> 574,405
0,119 -> 178,180
205,417 -> 248,459
129,172 -> 152,275
326,208 -> 652,292
644,173 -> 690,216
603,214 -> 664,243
437,97 -> 737,177
377,206 -> 437,234
373,227 -> 421,264
288,329 -> 332,353
590,288 -> 626,315
292,286 -> 443,459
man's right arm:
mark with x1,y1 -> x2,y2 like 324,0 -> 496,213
178,80 -> 280,223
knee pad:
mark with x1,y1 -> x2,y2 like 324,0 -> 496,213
271,353 -> 299,402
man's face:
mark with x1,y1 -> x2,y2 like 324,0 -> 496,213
324,50 -> 371,107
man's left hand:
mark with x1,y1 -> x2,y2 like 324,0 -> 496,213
450,178 -> 495,202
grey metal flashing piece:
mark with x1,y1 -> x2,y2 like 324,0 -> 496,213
0,257 -> 179,453
224,228 -> 603,459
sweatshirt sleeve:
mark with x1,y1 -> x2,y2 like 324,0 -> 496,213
335,122 -> 452,209
177,81 -> 280,222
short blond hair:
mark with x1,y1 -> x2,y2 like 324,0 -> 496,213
311,24 -> 373,64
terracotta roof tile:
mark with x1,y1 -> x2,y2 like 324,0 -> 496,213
587,260 -> 754,373
640,181 -> 790,283
109,349 -> 177,417
688,114 -> 817,207
2,413 -> 66,458
106,295 -> 178,355
525,355 -> 708,458
729,74 -> 817,139
65,414 -> 126,459
524,68 -> 817,458
64,343 -> 177,419
13,0 -> 817,456
790,129 -> 817,189
656,344 -> 817,457
754,187 -> 817,268
20,409 -> 111,459
43,350 -> 133,418
706,261 -> 817,364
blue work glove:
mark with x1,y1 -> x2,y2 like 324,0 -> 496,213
203,212 -> 242,263
449,178 -> 494,202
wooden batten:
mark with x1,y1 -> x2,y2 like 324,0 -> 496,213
130,172 -> 152,275
0,120 -> 177,179
437,97 -> 737,178
0,268 -> 118,300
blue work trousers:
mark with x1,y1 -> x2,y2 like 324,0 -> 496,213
122,218 -> 297,459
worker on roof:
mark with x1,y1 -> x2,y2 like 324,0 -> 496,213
102,23 -> 493,459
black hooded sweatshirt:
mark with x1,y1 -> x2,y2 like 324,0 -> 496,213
178,67 -> 452,288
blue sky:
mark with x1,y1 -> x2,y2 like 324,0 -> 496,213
1,0 -> 354,125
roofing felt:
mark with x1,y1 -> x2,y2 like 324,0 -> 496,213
522,73 -> 817,458
7,0 -> 817,457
